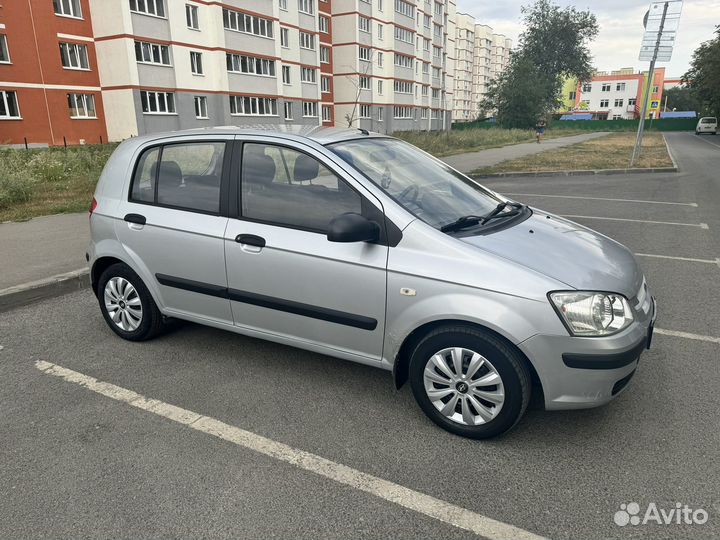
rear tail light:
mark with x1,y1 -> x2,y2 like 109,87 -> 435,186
89,197 -> 97,217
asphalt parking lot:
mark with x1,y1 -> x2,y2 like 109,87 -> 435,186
1,132 -> 719,539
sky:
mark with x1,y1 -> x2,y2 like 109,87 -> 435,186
456,0 -> 719,78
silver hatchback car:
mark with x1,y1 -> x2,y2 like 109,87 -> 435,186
88,127 -> 656,439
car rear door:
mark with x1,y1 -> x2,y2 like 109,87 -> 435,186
115,136 -> 233,324
223,137 -> 389,362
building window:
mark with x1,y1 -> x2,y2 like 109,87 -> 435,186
601,83 -> 610,92
141,91 -> 175,114
652,85 -> 659,93
280,28 -> 289,48
614,98 -> 623,107
360,105 -> 371,118
612,114 -> 622,120
394,26 -> 413,43
0,35 -> 11,63
0,91 -> 20,119
377,52 -> 383,67
359,16 -> 371,32
393,106 -> 413,119
302,101 -> 318,117
282,65 -> 291,84
319,16 -> 329,33
359,47 -> 371,61
67,93 -> 96,119
568,91 -> 576,100
431,88 -> 439,98
226,53 -> 276,76
185,4 -> 199,29
194,96 -> 208,118
284,101 -> 293,120
279,0 -> 288,9
394,80 -> 413,94
298,0 -> 314,14
423,14 -> 431,27
229,95 -> 277,116
422,62 -> 429,74
378,107 -> 383,121
223,9 -> 273,38
394,0 -> 414,18
320,46 -> 330,64
377,24 -> 384,40
134,41 -> 171,66
378,80 -> 383,94
129,0 -> 164,18
421,85 -> 428,96
301,67 -> 317,83
321,76 -> 330,93
190,51 -> 203,74
54,0 -> 82,18
628,98 -> 637,106
616,82 -> 625,91
600,99 -> 609,108
582,83 -> 591,92
59,42 -> 89,70
359,76 -> 370,90
322,105 -> 332,122
378,0 -> 383,10
421,107 -> 428,120
299,32 -> 315,50
434,1 -> 442,14
394,53 -> 412,68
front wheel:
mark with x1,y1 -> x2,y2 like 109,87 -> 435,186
408,325 -> 531,439
97,263 -> 165,341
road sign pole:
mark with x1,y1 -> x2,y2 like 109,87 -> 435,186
630,1 -> 669,167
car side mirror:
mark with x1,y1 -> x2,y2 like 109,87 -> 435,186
327,213 -> 380,243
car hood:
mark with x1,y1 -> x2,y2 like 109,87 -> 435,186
459,210 -> 644,299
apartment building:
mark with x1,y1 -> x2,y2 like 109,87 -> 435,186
0,0 -> 107,145
451,15 -> 511,123
330,0 -> 456,133
90,0 -> 325,141
567,67 -> 666,120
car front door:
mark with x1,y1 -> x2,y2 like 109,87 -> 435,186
115,136 -> 233,324
223,138 -> 388,362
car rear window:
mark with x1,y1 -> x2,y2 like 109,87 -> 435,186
701,118 -> 717,124
130,142 -> 226,214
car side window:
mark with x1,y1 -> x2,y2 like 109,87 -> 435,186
240,143 -> 362,232
130,142 -> 226,214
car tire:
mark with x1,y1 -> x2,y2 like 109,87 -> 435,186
408,325 -> 531,439
97,262 -> 165,341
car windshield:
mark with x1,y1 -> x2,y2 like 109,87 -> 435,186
328,138 -> 503,230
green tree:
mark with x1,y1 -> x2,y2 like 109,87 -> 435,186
482,0 -> 599,129
663,86 -> 702,113
683,27 -> 720,117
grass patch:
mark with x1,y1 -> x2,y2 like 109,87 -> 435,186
0,144 -> 116,222
474,132 -> 673,174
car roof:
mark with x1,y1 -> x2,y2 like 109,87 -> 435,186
124,125 -> 392,147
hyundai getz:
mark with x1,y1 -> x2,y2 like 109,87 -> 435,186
88,127 -> 656,439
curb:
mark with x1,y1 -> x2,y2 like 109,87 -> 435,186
470,167 -> 678,179
0,269 -> 90,313
662,133 -> 680,170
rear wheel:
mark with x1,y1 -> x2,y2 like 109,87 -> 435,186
408,325 -> 531,439
97,263 -> 165,341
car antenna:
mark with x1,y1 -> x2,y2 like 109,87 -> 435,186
358,128 -> 370,135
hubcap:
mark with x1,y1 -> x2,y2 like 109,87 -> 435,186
104,277 -> 143,332
423,347 -> 505,426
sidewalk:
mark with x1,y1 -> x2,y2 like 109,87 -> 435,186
0,213 -> 89,297
441,132 -> 609,173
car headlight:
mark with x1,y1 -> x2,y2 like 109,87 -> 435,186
549,291 -> 634,336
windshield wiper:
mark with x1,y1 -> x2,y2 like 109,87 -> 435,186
440,202 -> 525,233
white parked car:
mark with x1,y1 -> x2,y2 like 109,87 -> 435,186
695,117 -> 717,135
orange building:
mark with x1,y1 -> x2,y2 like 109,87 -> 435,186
0,0 -> 107,146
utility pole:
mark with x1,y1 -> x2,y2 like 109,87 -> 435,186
630,1 -> 668,167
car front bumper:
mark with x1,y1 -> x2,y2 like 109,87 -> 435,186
518,297 -> 656,410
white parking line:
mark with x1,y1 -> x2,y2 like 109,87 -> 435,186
635,253 -> 720,268
655,328 -> 720,345
561,215 -> 709,229
505,193 -> 698,207
694,135 -> 720,149
35,360 -> 546,540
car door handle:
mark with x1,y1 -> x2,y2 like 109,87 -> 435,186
235,234 -> 266,248
124,213 -> 146,225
